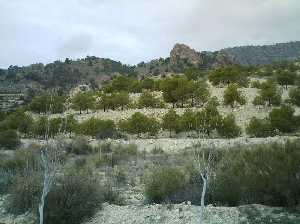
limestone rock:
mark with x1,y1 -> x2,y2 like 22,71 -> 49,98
170,43 -> 203,67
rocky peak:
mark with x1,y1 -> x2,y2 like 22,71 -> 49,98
170,43 -> 203,67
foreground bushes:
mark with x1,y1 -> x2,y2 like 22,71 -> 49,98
0,129 -> 20,150
145,167 -> 185,203
213,141 -> 300,207
6,168 -> 103,224
144,140 -> 300,207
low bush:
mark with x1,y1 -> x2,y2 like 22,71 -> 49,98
6,173 -> 42,214
7,168 -> 104,224
44,169 -> 103,224
77,117 -> 117,139
246,117 -> 275,137
0,129 -> 20,150
212,141 -> 300,207
119,112 -> 160,137
217,114 -> 241,138
269,104 -> 297,133
66,136 -> 93,155
145,166 -> 185,203
289,87 -> 300,106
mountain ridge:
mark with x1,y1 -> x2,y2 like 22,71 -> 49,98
1,41 -> 300,94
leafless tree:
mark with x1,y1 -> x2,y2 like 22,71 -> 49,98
194,145 -> 215,224
38,92 -> 65,224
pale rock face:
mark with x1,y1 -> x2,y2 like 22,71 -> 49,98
170,43 -> 203,67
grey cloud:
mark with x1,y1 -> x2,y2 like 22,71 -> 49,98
0,0 -> 299,68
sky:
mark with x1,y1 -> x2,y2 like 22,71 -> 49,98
0,0 -> 300,68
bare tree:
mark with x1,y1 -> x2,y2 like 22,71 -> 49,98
38,141 -> 62,224
194,145 -> 215,224
38,93 -> 65,224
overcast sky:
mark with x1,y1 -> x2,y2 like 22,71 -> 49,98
0,0 -> 300,68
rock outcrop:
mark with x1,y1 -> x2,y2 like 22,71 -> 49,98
170,43 -> 203,67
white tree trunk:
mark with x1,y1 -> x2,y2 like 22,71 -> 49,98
199,174 -> 207,224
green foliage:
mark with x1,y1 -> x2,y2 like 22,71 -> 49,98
223,84 -> 246,107
138,91 -> 164,108
31,117 -> 64,138
119,112 -> 160,137
254,80 -> 282,106
276,70 -> 296,88
71,92 -> 95,114
29,95 -> 65,114
98,92 -> 130,111
192,81 -> 210,107
209,65 -> 249,87
7,168 -> 103,224
145,166 -> 185,203
110,75 -> 133,92
184,68 -> 206,80
178,109 -> 196,133
269,104 -> 297,133
252,95 -> 265,106
140,78 -> 155,90
6,173 -> 42,214
160,76 -> 190,107
194,99 -> 222,136
162,109 -> 180,137
213,141 -> 300,207
113,91 -> 130,110
66,136 -> 93,155
0,129 -> 20,150
217,114 -> 241,138
77,117 -> 117,138
44,169 -> 103,224
288,87 -> 300,106
246,117 -> 275,137
250,80 -> 261,88
1,110 -> 34,136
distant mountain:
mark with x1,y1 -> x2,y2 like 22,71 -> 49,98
1,41 -> 300,94
0,56 -> 136,94
222,41 -> 300,66
136,41 -> 300,75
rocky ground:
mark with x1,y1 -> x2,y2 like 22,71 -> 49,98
84,203 -> 300,224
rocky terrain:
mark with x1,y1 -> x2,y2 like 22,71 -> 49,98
84,203 -> 300,224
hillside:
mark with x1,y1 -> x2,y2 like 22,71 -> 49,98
1,41 -> 300,97
222,41 -> 300,66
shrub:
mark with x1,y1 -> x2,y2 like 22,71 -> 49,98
0,147 -> 42,195
208,65 -> 249,87
44,169 -> 103,224
250,80 -> 261,88
213,141 -> 300,207
276,70 -> 296,88
29,95 -> 65,114
66,136 -> 93,155
119,112 -> 160,137
77,117 -> 117,139
252,95 -> 265,106
7,168 -> 104,224
269,104 -> 297,133
0,129 -> 20,150
254,80 -> 282,106
246,117 -> 275,137
145,166 -> 185,203
223,84 -> 246,107
217,114 -> 241,138
162,109 -> 180,137
289,87 -> 300,106
6,173 -> 42,214
194,100 -> 222,137
138,91 -> 164,108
